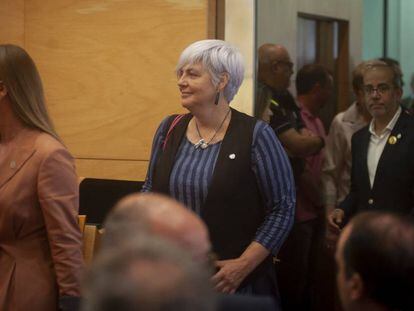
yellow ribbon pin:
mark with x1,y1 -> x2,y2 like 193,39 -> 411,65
388,136 -> 397,145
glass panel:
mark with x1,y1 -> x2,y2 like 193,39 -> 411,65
297,18 -> 316,70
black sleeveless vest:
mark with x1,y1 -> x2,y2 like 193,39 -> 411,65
152,109 -> 265,260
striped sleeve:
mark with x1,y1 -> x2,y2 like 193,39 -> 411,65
141,116 -> 171,192
251,121 -> 296,255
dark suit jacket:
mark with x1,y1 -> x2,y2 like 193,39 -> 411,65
339,110 -> 414,221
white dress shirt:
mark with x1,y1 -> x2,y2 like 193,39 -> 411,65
367,107 -> 401,187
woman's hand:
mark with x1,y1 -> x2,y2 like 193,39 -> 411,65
211,258 -> 251,294
211,241 -> 270,294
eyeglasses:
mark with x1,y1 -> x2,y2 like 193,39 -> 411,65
363,84 -> 392,95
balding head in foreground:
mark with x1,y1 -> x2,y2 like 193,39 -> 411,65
102,193 -> 211,262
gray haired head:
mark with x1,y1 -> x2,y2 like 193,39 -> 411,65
82,236 -> 216,311
176,39 -> 244,103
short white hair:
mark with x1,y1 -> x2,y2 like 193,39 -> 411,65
176,39 -> 244,103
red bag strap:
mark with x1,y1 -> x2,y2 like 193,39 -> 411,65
162,114 -> 185,151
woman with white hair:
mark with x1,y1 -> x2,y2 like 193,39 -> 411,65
142,39 -> 295,298
0,44 -> 83,310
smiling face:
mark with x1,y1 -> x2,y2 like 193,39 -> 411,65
363,67 -> 402,122
177,63 -> 217,110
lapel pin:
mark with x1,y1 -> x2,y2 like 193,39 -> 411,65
388,136 -> 397,145
229,153 -> 236,160
397,133 -> 402,139
10,160 -> 16,169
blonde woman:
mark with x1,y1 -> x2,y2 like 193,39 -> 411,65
0,45 -> 83,311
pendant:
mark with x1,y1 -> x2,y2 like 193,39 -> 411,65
194,139 -> 205,149
200,142 -> 209,149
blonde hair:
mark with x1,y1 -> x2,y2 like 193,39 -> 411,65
0,44 -> 60,141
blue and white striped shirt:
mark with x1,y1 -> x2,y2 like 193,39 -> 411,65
142,116 -> 295,255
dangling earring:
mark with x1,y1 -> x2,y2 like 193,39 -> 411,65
214,92 -> 220,105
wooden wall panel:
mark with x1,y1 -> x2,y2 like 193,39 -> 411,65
0,0 -> 25,45
22,0 -> 208,180
76,158 -> 149,181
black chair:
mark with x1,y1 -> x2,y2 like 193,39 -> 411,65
79,178 -> 143,225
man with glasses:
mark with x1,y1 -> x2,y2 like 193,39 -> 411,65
256,43 -> 324,181
328,60 -> 414,230
257,45 -> 325,310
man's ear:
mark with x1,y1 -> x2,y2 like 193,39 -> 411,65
271,61 -> 279,73
218,72 -> 230,92
0,82 -> 8,99
348,272 -> 365,301
394,87 -> 403,100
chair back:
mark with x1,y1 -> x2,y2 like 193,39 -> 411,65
78,215 -> 103,265
79,178 -> 143,224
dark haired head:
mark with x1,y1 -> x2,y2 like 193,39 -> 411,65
343,212 -> 414,311
82,237 -> 216,311
295,64 -> 331,95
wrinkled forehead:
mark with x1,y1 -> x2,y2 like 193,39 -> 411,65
176,59 -> 215,78
363,66 -> 394,85
178,61 -> 206,72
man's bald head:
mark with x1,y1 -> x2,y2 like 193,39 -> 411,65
103,193 -> 211,262
258,43 -> 293,90
258,44 -> 289,65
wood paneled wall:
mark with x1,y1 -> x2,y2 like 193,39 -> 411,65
0,0 -> 24,45
1,0 -> 209,181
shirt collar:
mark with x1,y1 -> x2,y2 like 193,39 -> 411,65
342,101 -> 367,125
369,106 -> 402,136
